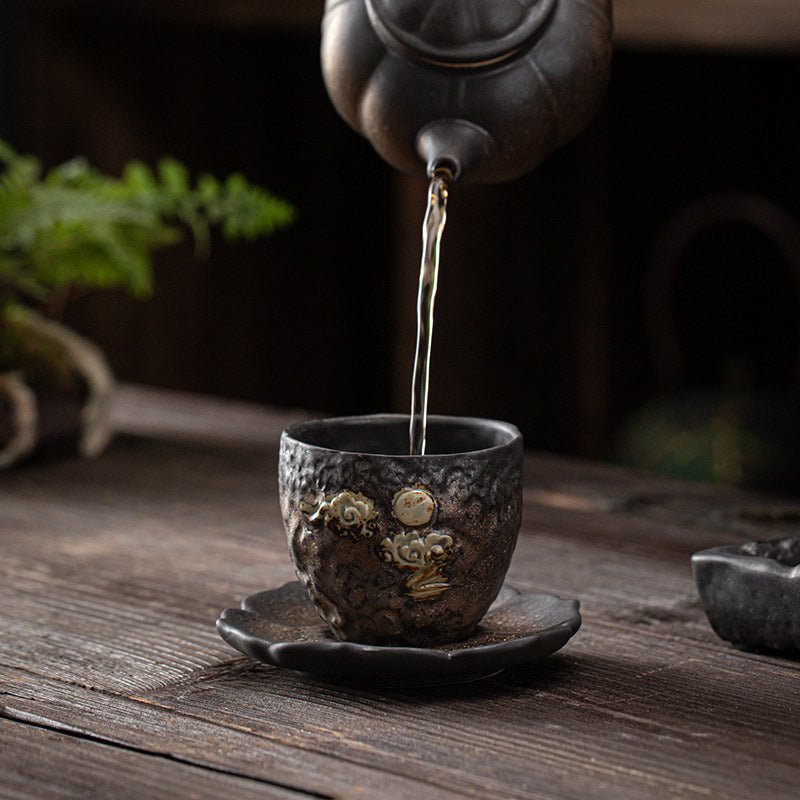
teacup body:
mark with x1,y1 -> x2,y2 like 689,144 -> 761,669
278,414 -> 522,645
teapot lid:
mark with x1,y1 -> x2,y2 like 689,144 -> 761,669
366,0 -> 557,65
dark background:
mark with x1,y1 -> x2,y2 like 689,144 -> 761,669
2,1 -> 800,459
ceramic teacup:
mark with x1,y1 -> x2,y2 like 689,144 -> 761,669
278,414 -> 523,645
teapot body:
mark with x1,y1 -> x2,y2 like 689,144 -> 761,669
321,0 -> 612,182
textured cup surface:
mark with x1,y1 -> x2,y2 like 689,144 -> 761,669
278,414 -> 523,645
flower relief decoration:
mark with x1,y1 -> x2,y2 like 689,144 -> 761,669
300,486 -> 454,600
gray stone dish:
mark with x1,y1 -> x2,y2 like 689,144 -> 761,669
692,537 -> 800,654
217,581 -> 581,685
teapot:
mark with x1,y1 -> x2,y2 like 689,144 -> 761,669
321,0 -> 613,182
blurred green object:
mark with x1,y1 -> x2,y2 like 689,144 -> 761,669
614,192 -> 800,495
0,140 -> 294,308
613,389 -> 800,494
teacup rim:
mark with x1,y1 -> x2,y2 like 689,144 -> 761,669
281,413 -> 522,458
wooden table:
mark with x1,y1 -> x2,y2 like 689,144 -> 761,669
2,385 -> 799,799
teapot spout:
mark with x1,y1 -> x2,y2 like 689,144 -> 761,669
416,120 -> 497,182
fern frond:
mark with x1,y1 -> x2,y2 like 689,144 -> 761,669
0,140 -> 294,308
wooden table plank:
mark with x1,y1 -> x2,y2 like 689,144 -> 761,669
110,383 -> 311,448
0,435 -> 293,693
2,387 -> 800,799
0,718 -> 319,800
0,430 -> 767,694
131,616 -> 798,800
5,630 -> 799,800
1,668 -> 469,800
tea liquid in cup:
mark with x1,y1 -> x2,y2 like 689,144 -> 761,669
279,414 -> 522,645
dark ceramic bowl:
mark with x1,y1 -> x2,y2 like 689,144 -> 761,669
692,537 -> 800,653
278,414 -> 523,646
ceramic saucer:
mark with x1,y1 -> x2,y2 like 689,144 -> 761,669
216,581 -> 581,684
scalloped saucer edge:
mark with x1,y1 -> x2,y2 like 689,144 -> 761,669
216,581 -> 581,684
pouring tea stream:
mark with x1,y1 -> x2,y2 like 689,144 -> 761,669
322,0 -> 612,452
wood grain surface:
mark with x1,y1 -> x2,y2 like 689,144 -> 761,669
24,0 -> 800,51
1,386 -> 799,799
614,0 -> 800,52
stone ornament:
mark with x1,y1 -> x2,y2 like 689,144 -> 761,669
693,536 -> 800,654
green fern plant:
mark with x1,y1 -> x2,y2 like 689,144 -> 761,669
0,140 -> 294,311
0,141 -> 294,466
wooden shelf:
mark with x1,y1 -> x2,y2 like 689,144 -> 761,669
615,0 -> 800,53
25,0 -> 325,30
24,1 -> 800,52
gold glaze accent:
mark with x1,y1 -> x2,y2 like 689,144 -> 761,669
301,490 -> 377,538
381,531 -> 453,599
